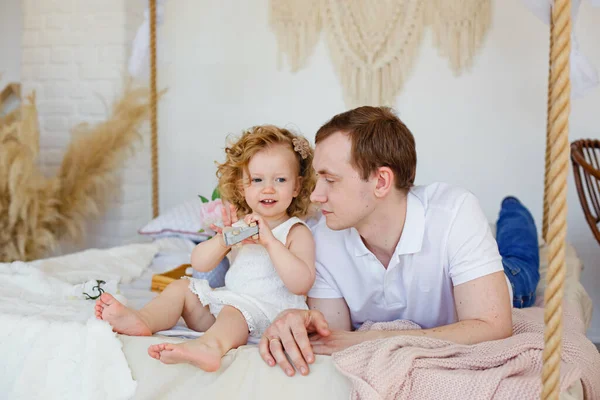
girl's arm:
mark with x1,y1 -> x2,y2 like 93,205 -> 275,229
190,234 -> 230,272
191,202 -> 238,272
264,224 -> 316,295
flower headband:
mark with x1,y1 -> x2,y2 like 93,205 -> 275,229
292,137 -> 311,160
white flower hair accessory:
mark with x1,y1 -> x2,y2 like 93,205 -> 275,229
292,137 -> 310,160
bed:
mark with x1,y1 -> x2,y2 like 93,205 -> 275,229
113,234 -> 594,400
1,233 -> 592,399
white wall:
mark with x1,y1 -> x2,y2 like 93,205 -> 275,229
158,0 -> 600,339
19,0 -> 151,252
0,0 -> 22,89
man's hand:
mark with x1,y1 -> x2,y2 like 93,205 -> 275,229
259,309 -> 330,376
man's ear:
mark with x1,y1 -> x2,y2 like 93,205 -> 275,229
373,167 -> 394,198
293,176 -> 303,197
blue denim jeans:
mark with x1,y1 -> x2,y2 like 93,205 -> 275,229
497,196 -> 540,308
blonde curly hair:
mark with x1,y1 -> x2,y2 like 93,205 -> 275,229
216,125 -> 316,219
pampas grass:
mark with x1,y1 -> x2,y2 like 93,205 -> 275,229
0,86 -> 153,262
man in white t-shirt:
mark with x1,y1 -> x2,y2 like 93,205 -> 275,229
258,106 -> 513,377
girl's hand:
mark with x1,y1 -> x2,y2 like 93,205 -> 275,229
243,214 -> 277,248
209,202 -> 239,248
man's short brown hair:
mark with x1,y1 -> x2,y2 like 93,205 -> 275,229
315,106 -> 416,191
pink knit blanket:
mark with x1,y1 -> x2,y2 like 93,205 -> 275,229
332,306 -> 600,400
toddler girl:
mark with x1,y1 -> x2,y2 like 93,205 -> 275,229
95,125 -> 316,372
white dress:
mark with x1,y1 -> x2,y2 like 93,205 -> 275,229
186,217 -> 309,337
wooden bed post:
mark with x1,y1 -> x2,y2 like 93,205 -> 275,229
149,0 -> 160,218
541,0 -> 571,398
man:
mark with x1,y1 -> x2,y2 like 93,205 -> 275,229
258,106 -> 514,377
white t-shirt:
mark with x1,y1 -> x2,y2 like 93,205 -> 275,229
308,182 -> 504,330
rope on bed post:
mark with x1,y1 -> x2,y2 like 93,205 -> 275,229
542,0 -> 571,398
542,18 -> 554,243
149,0 -> 160,218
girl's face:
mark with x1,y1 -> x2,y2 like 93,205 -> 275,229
242,144 -> 301,223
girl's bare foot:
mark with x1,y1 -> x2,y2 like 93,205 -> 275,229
95,293 -> 152,336
147,340 -> 224,372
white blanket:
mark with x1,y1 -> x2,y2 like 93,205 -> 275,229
0,242 -> 160,400
29,242 -> 160,284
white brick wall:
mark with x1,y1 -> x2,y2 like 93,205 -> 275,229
21,0 -> 152,254
0,0 -> 22,90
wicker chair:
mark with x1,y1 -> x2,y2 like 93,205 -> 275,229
571,139 -> 600,245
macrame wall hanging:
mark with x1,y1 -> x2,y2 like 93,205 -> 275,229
270,0 -> 492,107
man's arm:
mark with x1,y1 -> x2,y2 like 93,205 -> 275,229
310,271 -> 512,355
307,297 -> 352,331
378,270 -> 512,343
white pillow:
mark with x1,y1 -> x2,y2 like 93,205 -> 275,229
138,198 -> 213,241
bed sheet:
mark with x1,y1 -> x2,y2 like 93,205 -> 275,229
118,237 -> 196,310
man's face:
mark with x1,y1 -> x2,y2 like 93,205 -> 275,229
310,132 -> 375,230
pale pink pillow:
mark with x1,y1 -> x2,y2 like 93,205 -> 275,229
138,198 -> 219,241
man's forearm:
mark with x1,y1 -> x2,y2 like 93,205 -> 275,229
375,318 -> 512,345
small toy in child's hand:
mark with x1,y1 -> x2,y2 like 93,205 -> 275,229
223,222 -> 259,246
